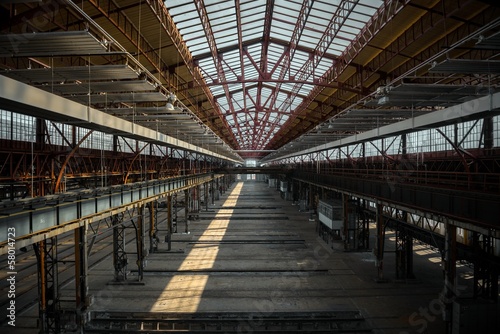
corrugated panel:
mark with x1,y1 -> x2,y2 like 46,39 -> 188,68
36,80 -> 156,95
1,65 -> 140,83
67,92 -> 168,104
430,59 -> 500,74
0,31 -> 111,57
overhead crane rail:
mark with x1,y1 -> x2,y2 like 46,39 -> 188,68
0,173 -> 219,255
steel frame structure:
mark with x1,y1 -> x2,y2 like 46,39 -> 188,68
0,1 -> 499,161
35,237 -> 60,334
0,1 -> 500,332
24,174 -> 227,332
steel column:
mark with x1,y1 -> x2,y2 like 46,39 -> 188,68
36,237 -> 60,334
483,117 -> 494,150
358,199 -> 370,250
215,178 -> 220,200
149,201 -> 159,253
442,222 -> 457,333
112,215 -> 127,282
342,194 -> 349,250
166,195 -> 173,250
375,203 -> 386,282
74,225 -> 88,329
204,182 -> 209,211
172,193 -> 178,233
395,220 -> 415,280
210,180 -> 215,205
134,205 -> 146,281
473,233 -> 499,301
184,189 -> 189,233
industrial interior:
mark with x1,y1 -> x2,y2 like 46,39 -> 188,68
0,0 -> 499,333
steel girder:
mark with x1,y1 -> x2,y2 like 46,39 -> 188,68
255,0 -> 313,148
282,0 -> 498,149
268,0 -> 500,151
267,0 -> 410,149
62,0 -> 236,148
192,0 -> 240,146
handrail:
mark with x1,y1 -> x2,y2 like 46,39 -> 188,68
0,173 -> 219,254
295,167 -> 500,194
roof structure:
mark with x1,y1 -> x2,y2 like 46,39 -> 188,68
1,0 -> 499,161
165,0 -> 382,156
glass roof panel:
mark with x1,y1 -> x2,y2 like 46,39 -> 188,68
164,0 -> 384,150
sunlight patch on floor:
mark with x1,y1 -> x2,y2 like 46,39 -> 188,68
150,182 -> 243,312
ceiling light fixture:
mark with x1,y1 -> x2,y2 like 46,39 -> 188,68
166,93 -> 177,111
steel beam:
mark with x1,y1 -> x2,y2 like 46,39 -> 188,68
0,75 -> 240,162
268,92 -> 500,161
267,0 -> 409,149
192,0 -> 241,142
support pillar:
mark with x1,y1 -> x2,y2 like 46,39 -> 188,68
473,233 -> 499,301
483,117 -> 494,151
406,231 -> 414,278
112,215 -> 127,282
166,194 -> 173,250
148,202 -> 159,253
184,189 -> 189,233
172,193 -> 178,233
134,205 -> 146,281
343,195 -> 360,251
186,186 -> 199,219
309,185 -> 315,212
442,222 -> 457,333
74,225 -> 88,328
395,226 -> 414,280
204,182 -> 209,211
210,180 -> 215,205
36,237 -> 60,334
375,203 -> 386,282
215,178 -> 220,200
292,180 -> 299,205
358,199 -> 370,250
342,194 -> 349,250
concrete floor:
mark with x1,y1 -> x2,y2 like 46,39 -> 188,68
82,180 -> 457,333
7,179 -> 476,333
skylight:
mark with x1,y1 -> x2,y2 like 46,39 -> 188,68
164,0 -> 383,150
